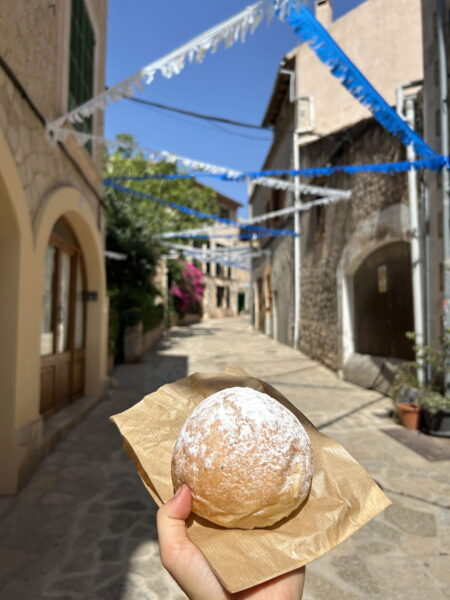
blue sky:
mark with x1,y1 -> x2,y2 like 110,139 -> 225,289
105,1 -> 363,215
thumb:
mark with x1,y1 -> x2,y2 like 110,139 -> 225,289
157,485 -> 193,564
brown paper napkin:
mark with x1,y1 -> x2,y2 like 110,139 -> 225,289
111,365 -> 391,593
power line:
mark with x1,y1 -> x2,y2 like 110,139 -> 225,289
134,101 -> 272,142
125,95 -> 272,132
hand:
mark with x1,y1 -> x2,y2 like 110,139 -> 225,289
157,485 -> 305,600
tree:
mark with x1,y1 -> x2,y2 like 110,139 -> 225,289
104,134 -> 219,359
104,134 -> 218,235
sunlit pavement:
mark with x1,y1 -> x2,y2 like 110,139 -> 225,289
0,316 -> 449,599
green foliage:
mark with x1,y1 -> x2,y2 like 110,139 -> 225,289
108,290 -> 119,356
419,389 -> 450,415
104,137 -> 219,236
104,134 -> 219,358
393,330 -> 450,413
143,304 -> 164,332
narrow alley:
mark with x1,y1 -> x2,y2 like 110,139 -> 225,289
0,317 -> 449,599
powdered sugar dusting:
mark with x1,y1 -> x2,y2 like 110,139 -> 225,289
172,386 -> 313,528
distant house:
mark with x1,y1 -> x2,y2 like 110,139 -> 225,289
198,189 -> 250,319
0,0 -> 108,493
250,0 -> 424,389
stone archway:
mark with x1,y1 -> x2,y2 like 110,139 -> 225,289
34,187 -> 108,404
0,132 -> 36,493
353,241 -> 414,359
337,203 -> 413,381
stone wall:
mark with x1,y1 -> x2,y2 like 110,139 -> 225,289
251,102 -> 295,344
0,0 -> 107,172
299,119 -> 410,370
0,0 -> 108,222
421,2 -> 448,346
0,0 -> 108,493
0,70 -> 103,224
253,118 -> 412,371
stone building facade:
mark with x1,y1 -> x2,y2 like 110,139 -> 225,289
250,0 -> 424,386
421,0 -> 450,347
0,0 -> 108,493
201,192 -> 249,319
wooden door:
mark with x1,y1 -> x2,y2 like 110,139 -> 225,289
40,224 -> 86,417
353,242 -> 414,360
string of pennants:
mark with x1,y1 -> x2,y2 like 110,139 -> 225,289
105,156 -> 448,185
47,2 -> 438,162
47,1 -> 446,249
108,182 -> 299,238
46,0 -> 296,138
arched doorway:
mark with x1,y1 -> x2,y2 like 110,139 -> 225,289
353,241 -> 414,360
40,218 -> 87,417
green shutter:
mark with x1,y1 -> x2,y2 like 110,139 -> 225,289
69,0 -> 95,151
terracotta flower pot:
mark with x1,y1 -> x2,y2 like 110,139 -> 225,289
397,402 -> 421,430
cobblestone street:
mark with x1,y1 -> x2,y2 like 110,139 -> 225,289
1,317 -> 449,599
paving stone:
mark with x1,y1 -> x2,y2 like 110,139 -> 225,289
129,523 -> 157,540
94,576 -> 126,600
109,512 -> 136,534
98,538 -> 123,562
366,518 -> 403,542
41,492 -> 77,505
356,540 -> 395,555
331,555 -> 380,596
93,562 -> 126,586
110,499 -> 147,512
50,574 -> 94,594
303,573 -> 362,600
1,317 -> 449,600
384,504 -> 437,537
61,551 -> 97,574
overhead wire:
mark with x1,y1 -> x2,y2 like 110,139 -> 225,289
124,96 -> 273,142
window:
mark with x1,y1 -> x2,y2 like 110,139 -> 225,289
268,188 -> 285,228
216,286 -> 225,307
314,204 -> 326,240
69,0 -> 95,145
216,244 -> 225,277
220,207 -> 230,221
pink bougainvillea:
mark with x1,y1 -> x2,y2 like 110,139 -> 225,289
169,262 -> 205,315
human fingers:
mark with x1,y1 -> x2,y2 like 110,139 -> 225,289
157,484 -> 193,566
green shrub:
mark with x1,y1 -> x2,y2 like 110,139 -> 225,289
419,389 -> 450,415
143,304 -> 164,332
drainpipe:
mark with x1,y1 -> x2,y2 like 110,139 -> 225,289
247,182 -> 254,327
397,83 -> 425,386
281,65 -> 301,349
437,0 -> 450,393
293,129 -> 302,350
422,180 -> 432,382
405,96 -> 425,386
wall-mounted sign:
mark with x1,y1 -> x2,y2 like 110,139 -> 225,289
377,265 -> 388,293
84,291 -> 98,302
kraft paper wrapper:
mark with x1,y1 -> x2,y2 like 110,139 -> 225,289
111,365 -> 391,593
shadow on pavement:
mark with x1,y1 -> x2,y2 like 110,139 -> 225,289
0,338 -> 189,600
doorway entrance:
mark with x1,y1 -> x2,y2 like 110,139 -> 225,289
40,218 -> 86,417
353,241 -> 414,360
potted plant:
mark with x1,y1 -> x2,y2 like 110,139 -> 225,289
419,389 -> 450,438
392,331 -> 450,436
396,401 -> 421,430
